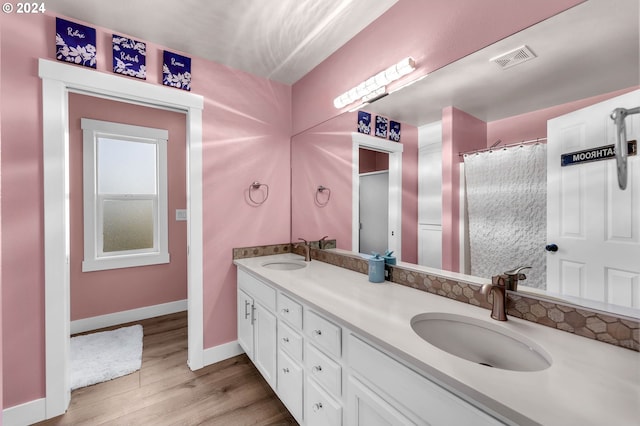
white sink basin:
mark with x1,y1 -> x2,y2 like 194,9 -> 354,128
262,261 -> 307,271
411,313 -> 551,371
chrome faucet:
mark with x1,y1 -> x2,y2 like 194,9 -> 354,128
481,277 -> 508,321
297,238 -> 311,262
503,266 -> 532,291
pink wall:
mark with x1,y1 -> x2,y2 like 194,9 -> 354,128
68,94 -> 188,320
401,124 -> 418,264
359,149 -> 389,173
441,107 -> 486,272
292,0 -> 585,135
486,87 -> 640,146
1,12 -> 291,409
291,113 -> 354,249
291,112 -> 418,263
0,21 -> 4,422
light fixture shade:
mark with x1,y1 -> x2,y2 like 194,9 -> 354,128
332,56 -> 417,109
396,57 -> 416,76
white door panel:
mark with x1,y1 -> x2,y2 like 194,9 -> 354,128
547,90 -> 640,307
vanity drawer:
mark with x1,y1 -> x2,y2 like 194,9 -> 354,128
306,343 -> 342,397
238,269 -> 275,311
305,310 -> 341,358
306,376 -> 342,426
278,350 -> 303,422
278,292 -> 303,329
278,321 -> 303,363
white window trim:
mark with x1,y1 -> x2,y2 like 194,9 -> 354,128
81,118 -> 170,272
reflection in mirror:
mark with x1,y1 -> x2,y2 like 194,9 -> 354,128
291,0 -> 639,318
358,148 -> 389,254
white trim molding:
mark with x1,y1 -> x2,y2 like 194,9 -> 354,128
203,340 -> 244,367
70,299 -> 188,334
351,132 -> 403,258
3,398 -> 46,426
39,58 -> 204,419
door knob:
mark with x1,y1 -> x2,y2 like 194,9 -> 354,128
545,244 -> 558,252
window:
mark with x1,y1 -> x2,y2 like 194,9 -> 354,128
81,118 -> 169,271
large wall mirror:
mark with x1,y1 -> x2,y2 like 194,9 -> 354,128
291,0 -> 640,318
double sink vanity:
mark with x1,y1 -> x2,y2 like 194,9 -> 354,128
234,252 -> 639,425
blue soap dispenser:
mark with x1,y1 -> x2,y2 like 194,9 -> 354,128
368,253 -> 385,283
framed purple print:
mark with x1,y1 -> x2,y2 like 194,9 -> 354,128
112,35 -> 146,79
375,115 -> 388,138
389,120 -> 401,142
163,51 -> 192,91
357,111 -> 371,135
55,17 -> 97,69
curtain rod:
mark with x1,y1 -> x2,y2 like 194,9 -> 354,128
458,137 -> 547,157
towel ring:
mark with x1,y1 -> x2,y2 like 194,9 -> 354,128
315,185 -> 331,207
248,181 -> 269,205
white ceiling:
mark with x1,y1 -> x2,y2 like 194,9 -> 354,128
365,0 -> 640,126
46,0 -> 398,84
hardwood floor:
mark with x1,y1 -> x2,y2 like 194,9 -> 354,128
36,312 -> 297,426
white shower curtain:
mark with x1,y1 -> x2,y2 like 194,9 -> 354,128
464,143 -> 547,289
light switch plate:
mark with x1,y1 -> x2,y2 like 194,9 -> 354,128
175,209 -> 187,221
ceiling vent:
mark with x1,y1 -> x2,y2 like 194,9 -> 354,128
490,45 -> 537,70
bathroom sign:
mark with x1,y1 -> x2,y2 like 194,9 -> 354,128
561,140 -> 637,167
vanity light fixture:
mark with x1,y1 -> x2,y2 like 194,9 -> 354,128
333,57 -> 416,109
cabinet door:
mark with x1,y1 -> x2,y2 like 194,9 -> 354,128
254,302 -> 278,389
347,376 -> 415,426
237,289 -> 254,359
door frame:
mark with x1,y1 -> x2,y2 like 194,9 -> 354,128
351,132 -> 403,258
39,59 -> 205,418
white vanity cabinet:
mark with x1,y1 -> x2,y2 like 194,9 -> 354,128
237,270 -> 277,389
236,266 -> 503,426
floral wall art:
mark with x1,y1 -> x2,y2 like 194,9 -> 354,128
55,17 -> 96,68
112,35 -> 146,79
162,50 -> 192,91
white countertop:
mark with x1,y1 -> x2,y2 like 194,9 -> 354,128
234,253 -> 640,426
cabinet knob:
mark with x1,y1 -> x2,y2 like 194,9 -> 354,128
312,365 -> 323,373
282,308 -> 290,314
282,337 -> 289,343
282,367 -> 290,374
313,329 -> 322,336
313,402 -> 323,412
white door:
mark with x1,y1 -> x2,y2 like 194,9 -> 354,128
237,289 -> 254,359
253,302 -> 278,389
359,171 -> 389,255
547,90 -> 640,307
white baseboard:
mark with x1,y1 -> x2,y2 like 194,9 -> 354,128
202,340 -> 244,367
70,299 -> 188,334
3,397 -> 46,426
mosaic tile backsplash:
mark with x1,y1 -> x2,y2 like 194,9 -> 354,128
234,243 -> 639,351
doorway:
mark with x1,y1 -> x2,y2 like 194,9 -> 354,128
40,59 -> 204,419
351,132 -> 403,258
359,147 -> 390,254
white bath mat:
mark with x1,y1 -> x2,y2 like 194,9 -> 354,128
70,324 -> 143,390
